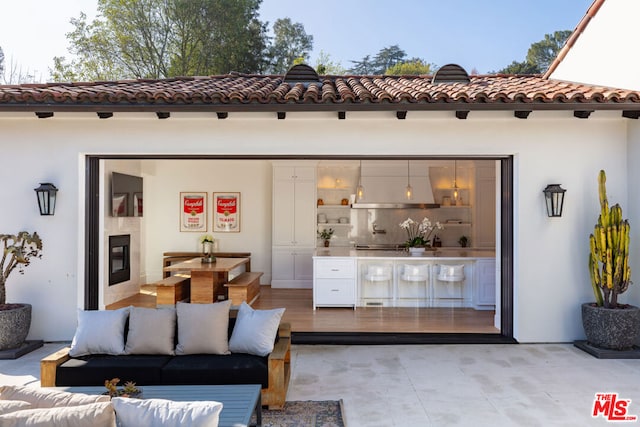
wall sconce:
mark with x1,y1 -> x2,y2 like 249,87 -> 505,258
34,183 -> 58,216
543,184 -> 566,217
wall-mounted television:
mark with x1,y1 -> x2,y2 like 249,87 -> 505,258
111,172 -> 143,217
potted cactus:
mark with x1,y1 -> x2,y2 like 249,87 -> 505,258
582,170 -> 639,351
0,232 -> 42,351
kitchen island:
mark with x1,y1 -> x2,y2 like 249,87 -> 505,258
313,247 -> 496,310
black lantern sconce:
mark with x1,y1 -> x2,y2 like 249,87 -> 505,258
543,184 -> 566,217
34,183 -> 58,216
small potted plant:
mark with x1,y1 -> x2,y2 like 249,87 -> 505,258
104,378 -> 142,398
458,235 -> 469,248
317,228 -> 334,247
0,232 -> 42,350
581,170 -> 639,353
200,234 -> 216,263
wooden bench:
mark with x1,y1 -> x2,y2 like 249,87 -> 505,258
153,274 -> 190,305
225,272 -> 263,306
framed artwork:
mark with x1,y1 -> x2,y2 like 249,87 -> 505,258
180,192 -> 207,232
113,193 -> 127,217
213,192 -> 241,232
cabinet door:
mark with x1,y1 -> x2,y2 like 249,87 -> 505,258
293,179 -> 316,246
315,279 -> 356,305
293,248 -> 314,281
272,178 -> 295,246
475,259 -> 496,306
272,248 -> 294,281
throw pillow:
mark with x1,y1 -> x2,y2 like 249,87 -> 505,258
124,307 -> 176,355
69,307 -> 130,357
0,400 -> 31,415
111,397 -> 222,427
229,302 -> 285,356
175,300 -> 232,355
0,385 -> 110,408
0,402 -> 114,427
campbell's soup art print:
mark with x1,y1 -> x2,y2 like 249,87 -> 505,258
181,193 -> 206,231
215,193 -> 240,232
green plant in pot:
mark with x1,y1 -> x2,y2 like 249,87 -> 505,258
0,232 -> 42,350
583,170 -> 639,351
318,228 -> 334,247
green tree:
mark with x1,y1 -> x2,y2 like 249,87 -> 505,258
268,18 -> 313,74
385,59 -> 435,75
494,30 -> 571,74
348,55 -> 375,74
314,50 -> 345,75
372,45 -> 406,74
51,0 -> 270,81
526,30 -> 572,72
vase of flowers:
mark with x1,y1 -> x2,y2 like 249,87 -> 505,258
400,217 -> 443,255
200,234 -> 215,263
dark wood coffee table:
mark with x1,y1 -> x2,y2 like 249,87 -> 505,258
60,384 -> 261,427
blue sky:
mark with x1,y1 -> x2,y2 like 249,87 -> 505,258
1,0 -> 594,80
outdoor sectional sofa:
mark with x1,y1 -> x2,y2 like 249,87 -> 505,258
40,302 -> 291,409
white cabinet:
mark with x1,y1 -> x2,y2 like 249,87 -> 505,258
313,258 -> 356,309
473,259 -> 496,309
272,163 -> 316,288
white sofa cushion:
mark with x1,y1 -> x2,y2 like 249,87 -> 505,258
0,400 -> 31,415
69,307 -> 130,356
112,397 -> 222,427
125,307 -> 176,355
0,401 -> 115,427
175,300 -> 232,355
0,385 -> 110,408
229,302 -> 285,356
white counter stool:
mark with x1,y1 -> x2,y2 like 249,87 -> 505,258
360,264 -> 393,306
433,264 -> 466,307
397,264 -> 430,306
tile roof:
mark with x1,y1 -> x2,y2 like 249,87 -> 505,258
0,73 -> 639,113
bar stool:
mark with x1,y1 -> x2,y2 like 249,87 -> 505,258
434,264 -> 466,306
437,264 -> 465,282
361,264 -> 393,305
398,264 -> 429,305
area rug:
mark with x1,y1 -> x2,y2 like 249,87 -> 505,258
252,400 -> 345,427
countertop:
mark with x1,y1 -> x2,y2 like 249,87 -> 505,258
314,247 -> 495,259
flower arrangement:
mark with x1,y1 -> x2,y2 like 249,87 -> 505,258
200,234 -> 215,245
399,217 -> 443,248
104,378 -> 141,398
200,234 -> 215,262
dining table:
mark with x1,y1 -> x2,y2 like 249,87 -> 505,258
163,257 -> 250,303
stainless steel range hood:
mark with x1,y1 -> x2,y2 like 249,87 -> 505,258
352,160 -> 440,209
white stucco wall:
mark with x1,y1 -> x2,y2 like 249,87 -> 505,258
550,0 -> 640,90
0,110 -> 635,343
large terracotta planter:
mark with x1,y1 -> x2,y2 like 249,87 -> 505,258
581,303 -> 640,350
0,303 -> 32,350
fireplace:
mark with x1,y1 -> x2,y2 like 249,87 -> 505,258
109,234 -> 130,286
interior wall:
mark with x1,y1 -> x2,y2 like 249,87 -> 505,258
142,159 -> 273,284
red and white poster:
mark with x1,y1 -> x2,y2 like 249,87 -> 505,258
180,192 -> 207,232
213,192 -> 240,232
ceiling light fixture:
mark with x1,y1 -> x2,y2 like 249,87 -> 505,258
406,160 -> 413,200
356,160 -> 365,201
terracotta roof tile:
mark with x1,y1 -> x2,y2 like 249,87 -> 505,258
0,74 -> 639,113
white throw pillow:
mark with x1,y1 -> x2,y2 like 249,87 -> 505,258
0,402 -> 115,427
175,300 -> 232,355
0,400 -> 31,415
125,307 -> 176,355
69,307 -> 130,357
112,397 -> 222,427
229,302 -> 285,356
0,385 -> 110,408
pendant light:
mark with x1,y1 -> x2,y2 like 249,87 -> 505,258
452,160 -> 459,201
405,160 -> 413,200
356,160 -> 365,201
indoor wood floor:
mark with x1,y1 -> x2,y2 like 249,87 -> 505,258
108,285 -> 499,334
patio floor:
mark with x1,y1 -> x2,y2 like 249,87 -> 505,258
1,342 -> 639,426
